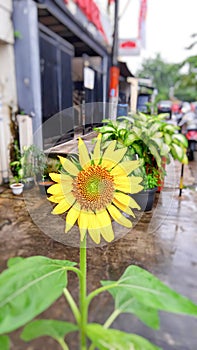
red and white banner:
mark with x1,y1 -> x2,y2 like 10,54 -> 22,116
64,0 -> 108,43
138,0 -> 147,48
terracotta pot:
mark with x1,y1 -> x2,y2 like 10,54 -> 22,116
38,180 -> 54,195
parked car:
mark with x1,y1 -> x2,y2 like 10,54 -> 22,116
157,100 -> 172,118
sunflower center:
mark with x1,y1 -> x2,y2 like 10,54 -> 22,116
72,165 -> 114,210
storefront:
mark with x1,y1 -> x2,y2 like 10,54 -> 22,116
13,0 -> 113,148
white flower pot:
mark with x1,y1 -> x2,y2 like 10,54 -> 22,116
10,183 -> 24,195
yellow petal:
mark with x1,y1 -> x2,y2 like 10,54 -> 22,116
129,177 -> 143,194
49,173 -> 73,183
128,196 -> 141,210
87,212 -> 101,244
96,209 -> 112,228
100,224 -> 114,242
49,173 -> 61,183
52,195 -> 75,214
48,195 -> 65,203
47,182 -> 73,195
78,138 -> 91,168
130,184 -> 144,194
130,176 -> 143,185
101,159 -> 117,170
114,192 -> 131,206
78,210 -> 89,241
114,191 -> 139,211
93,133 -> 102,165
65,203 -> 81,233
58,156 -> 79,176
95,209 -> 114,243
114,176 -> 131,193
107,204 -> 132,228
103,140 -> 116,158
47,184 -> 63,195
103,147 -> 127,168
112,197 -> 135,217
111,160 -> 140,176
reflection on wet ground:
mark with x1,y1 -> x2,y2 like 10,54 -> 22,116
0,159 -> 197,349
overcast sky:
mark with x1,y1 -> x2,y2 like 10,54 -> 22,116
119,0 -> 197,74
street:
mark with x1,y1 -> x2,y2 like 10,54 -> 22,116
0,159 -> 197,350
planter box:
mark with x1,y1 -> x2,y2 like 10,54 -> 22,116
131,187 -> 157,212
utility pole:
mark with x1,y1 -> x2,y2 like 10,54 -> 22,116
109,0 -> 120,119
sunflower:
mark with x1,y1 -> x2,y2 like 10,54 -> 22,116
47,134 -> 143,244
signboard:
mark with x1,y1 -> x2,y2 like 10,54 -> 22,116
84,67 -> 95,90
118,38 -> 141,56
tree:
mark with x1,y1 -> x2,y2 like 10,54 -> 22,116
174,34 -> 197,101
136,53 -> 180,102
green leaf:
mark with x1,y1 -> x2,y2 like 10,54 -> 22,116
171,143 -> 184,161
172,133 -> 188,148
87,323 -> 161,350
0,335 -> 10,350
7,256 -> 25,268
101,265 -> 197,317
105,286 -> 159,329
0,256 -> 76,334
163,132 -> 172,145
148,143 -> 161,167
99,126 -> 116,134
163,124 -> 178,133
124,134 -> 138,146
149,123 -> 161,134
21,319 -> 78,341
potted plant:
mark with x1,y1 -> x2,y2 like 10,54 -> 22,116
37,157 -> 61,195
10,143 -> 48,190
10,175 -> 24,195
94,112 -> 188,210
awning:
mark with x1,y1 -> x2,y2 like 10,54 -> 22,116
118,61 -> 135,79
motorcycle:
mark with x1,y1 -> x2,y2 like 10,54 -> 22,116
178,106 -> 197,161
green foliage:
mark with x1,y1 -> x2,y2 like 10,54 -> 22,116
0,253 -> 197,349
136,51 -> 197,102
136,53 -> 180,102
95,113 -> 188,190
87,324 -> 161,350
175,55 -> 197,101
0,335 -> 10,350
9,143 -> 47,181
21,319 -> 78,343
0,256 -> 76,334
101,265 -> 197,316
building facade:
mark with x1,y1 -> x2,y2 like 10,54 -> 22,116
13,0 -> 113,149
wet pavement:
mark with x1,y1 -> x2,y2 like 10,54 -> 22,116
0,158 -> 197,350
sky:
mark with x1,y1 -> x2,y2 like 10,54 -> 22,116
118,0 -> 197,74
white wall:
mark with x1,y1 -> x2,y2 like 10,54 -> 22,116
0,0 -> 17,183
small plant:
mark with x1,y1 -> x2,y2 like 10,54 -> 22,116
94,112 -> 188,191
9,144 -> 47,183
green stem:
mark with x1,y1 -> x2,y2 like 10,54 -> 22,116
57,338 -> 70,350
65,266 -> 82,278
63,288 -> 81,324
103,309 -> 121,329
79,236 -> 87,350
86,283 -> 118,307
